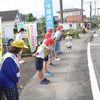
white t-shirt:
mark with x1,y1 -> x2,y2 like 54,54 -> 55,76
16,33 -> 23,40
65,36 -> 72,47
54,31 -> 61,39
36,44 -> 47,59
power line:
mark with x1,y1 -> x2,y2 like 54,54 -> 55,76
73,0 -> 81,7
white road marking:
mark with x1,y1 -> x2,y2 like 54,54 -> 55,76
93,34 -> 98,37
91,44 -> 100,46
87,42 -> 100,100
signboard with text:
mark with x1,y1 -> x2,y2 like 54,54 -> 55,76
44,0 -> 55,37
18,22 -> 37,53
26,22 -> 37,53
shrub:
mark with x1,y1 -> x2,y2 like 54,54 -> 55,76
68,29 -> 80,39
13,27 -> 18,34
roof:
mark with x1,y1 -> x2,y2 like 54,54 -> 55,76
36,19 -> 43,24
57,8 -> 85,13
0,10 -> 19,21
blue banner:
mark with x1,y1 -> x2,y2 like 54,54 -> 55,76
44,0 -> 55,37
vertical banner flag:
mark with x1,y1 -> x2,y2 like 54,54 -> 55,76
44,0 -> 55,37
0,17 -> 2,69
27,22 -> 37,53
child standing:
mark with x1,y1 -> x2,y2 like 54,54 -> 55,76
43,32 -> 53,75
65,32 -> 73,52
48,28 -> 55,66
53,25 -> 63,61
32,38 -> 54,84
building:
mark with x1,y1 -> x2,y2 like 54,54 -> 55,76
0,10 -> 21,27
56,8 -> 86,30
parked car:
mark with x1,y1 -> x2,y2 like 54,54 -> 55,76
2,37 -> 14,46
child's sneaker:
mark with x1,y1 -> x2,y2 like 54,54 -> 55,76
44,78 -> 50,82
55,58 -> 61,61
49,63 -> 55,66
44,71 -> 52,75
40,78 -> 49,84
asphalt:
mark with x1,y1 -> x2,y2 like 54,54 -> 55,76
90,29 -> 100,91
19,30 -> 96,100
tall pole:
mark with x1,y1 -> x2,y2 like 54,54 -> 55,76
95,1 -> 96,20
81,0 -> 83,28
60,0 -> 63,23
98,9 -> 99,26
90,1 -> 92,30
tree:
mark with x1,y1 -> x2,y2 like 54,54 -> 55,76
20,13 -> 26,21
26,13 -> 37,22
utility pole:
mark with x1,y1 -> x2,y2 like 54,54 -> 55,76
95,1 -> 96,20
60,0 -> 63,23
81,0 -> 83,28
90,1 -> 92,30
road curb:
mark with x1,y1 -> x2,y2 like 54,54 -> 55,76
86,33 -> 94,42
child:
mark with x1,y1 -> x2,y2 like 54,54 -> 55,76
53,25 -> 63,61
43,32 -> 53,75
48,28 -> 55,66
32,38 -> 54,84
65,32 -> 73,52
16,28 -> 26,64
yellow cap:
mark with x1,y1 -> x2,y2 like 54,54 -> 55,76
12,39 -> 28,49
66,32 -> 70,35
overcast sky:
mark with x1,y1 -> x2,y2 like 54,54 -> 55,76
0,0 -> 99,19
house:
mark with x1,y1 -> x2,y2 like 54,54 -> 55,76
56,8 -> 86,30
0,10 -> 21,27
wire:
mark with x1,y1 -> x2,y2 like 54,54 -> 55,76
83,0 -> 90,7
73,0 -> 81,7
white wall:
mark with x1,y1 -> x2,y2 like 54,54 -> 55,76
59,23 -> 77,30
2,21 -> 14,27
58,11 -> 81,19
14,14 -> 21,25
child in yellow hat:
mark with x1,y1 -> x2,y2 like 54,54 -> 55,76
65,32 -> 73,52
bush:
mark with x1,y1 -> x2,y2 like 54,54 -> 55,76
68,29 -> 80,39
92,20 -> 98,27
13,27 -> 18,34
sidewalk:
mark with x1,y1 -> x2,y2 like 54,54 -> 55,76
20,31 -> 94,100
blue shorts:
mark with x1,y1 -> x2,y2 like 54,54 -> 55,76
43,56 -> 48,61
66,46 -> 72,48
48,47 -> 53,58
54,40 -> 59,51
34,57 -> 43,70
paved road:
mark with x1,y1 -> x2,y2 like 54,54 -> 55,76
90,29 -> 100,91
20,32 -> 94,100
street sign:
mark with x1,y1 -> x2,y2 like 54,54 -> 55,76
44,0 -> 55,37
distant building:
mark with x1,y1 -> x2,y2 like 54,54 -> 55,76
56,8 -> 86,30
56,8 -> 86,23
0,10 -> 21,27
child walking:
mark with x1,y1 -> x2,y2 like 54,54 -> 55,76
32,38 -> 54,84
65,32 -> 73,52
